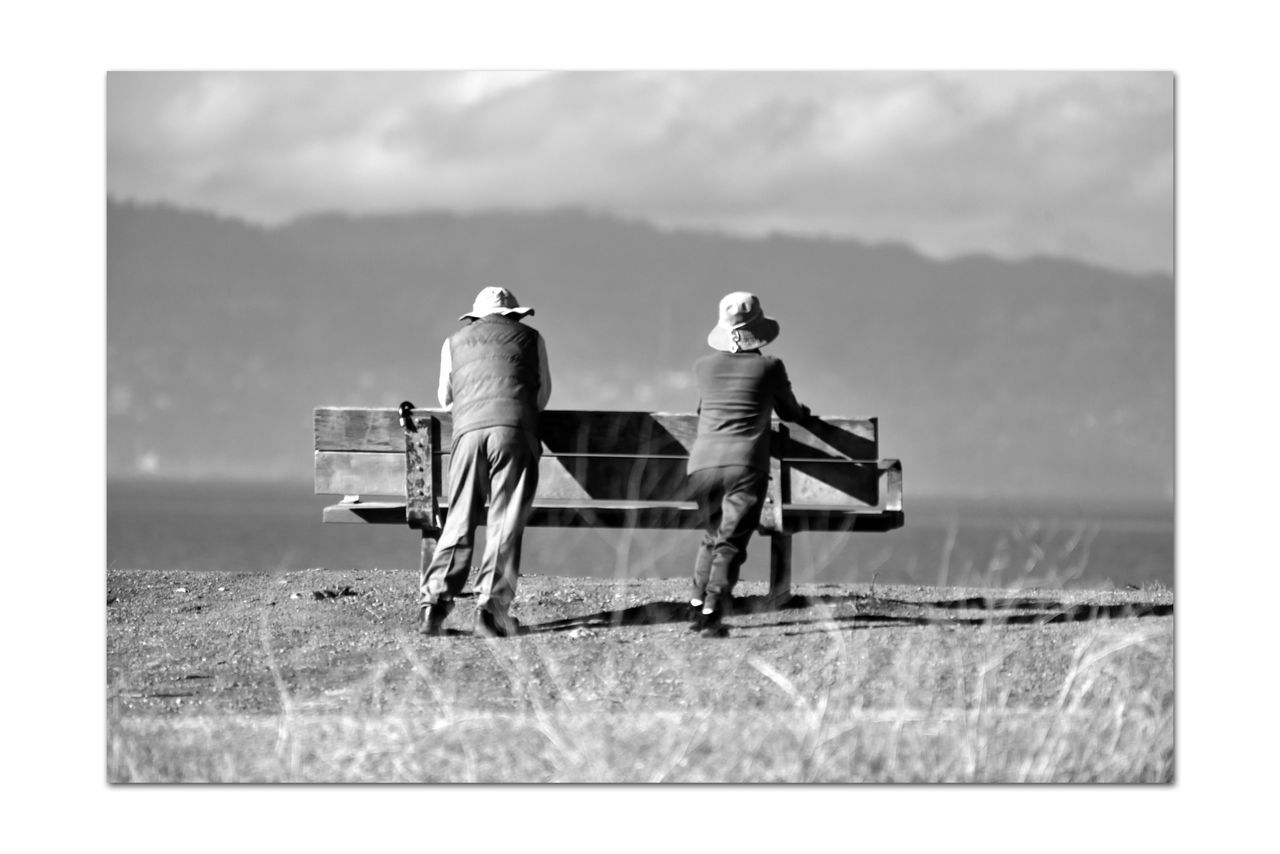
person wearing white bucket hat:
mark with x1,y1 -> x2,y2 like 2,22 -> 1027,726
687,292 -> 811,637
418,286 -> 551,638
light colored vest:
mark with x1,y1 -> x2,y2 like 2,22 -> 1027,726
448,316 -> 541,445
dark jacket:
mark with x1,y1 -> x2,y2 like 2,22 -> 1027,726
688,351 -> 809,474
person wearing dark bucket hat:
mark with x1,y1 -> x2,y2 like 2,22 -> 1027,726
418,286 -> 551,638
687,292 -> 811,638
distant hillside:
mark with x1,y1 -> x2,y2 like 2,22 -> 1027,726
106,199 -> 1174,501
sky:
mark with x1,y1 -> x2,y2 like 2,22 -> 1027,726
107,70 -> 1174,276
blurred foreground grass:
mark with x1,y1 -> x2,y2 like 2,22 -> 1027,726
107,569 -> 1173,782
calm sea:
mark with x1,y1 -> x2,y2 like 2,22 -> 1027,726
106,480 -> 1174,590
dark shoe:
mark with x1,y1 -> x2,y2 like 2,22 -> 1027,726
688,600 -> 706,631
418,601 -> 452,636
475,608 -> 521,639
699,610 -> 729,638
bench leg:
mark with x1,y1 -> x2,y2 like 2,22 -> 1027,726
416,531 -> 439,600
768,535 -> 792,607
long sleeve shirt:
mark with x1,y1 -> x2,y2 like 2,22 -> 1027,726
438,332 -> 552,411
688,351 -> 810,474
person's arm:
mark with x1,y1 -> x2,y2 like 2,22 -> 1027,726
535,333 -> 551,411
771,359 -> 811,423
437,339 -> 453,410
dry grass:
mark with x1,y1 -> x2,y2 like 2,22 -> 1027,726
107,570 -> 1173,783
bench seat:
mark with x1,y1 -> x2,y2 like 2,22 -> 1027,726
323,497 -> 904,532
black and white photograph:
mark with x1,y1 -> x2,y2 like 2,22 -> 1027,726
101,69 -> 1179,784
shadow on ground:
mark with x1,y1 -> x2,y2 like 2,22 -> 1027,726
527,593 -> 1174,635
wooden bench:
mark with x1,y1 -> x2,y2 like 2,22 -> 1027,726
314,406 -> 904,604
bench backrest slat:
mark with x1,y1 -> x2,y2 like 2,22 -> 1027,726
315,408 -> 703,455
314,408 -> 882,507
316,407 -> 877,459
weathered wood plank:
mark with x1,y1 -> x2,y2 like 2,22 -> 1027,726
785,460 -> 903,531
322,499 -> 905,530
322,500 -> 411,524
315,407 -> 878,459
789,460 -> 881,506
315,451 -> 406,496
317,452 -> 695,502
316,408 -> 704,455
528,503 -> 702,530
884,459 -> 904,513
783,508 -> 905,532
535,455 -> 695,502
403,410 -> 441,532
540,411 -> 701,456
325,500 -> 704,528
315,407 -> 412,453
319,450 -> 888,507
784,417 -> 878,461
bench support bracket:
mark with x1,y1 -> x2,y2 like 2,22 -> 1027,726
768,535 -> 792,607
761,423 -> 793,606
401,404 -> 442,535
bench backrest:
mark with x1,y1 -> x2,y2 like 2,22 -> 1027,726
315,407 -> 882,511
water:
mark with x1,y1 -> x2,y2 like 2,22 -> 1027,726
107,480 -> 1174,590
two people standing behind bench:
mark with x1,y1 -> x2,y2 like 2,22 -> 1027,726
419,287 -> 810,639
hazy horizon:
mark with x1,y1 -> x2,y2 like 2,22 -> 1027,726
106,478 -> 1174,589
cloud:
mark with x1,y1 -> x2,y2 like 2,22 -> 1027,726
107,71 -> 1172,274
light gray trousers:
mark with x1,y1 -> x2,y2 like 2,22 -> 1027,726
419,426 -> 540,615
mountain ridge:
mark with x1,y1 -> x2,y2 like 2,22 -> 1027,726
108,196 -> 1175,283
106,199 -> 1174,501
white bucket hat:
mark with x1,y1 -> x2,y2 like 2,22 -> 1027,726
707,292 -> 780,352
459,286 -> 535,321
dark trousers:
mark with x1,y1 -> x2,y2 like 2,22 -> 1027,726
419,426 -> 539,615
688,465 -> 768,609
